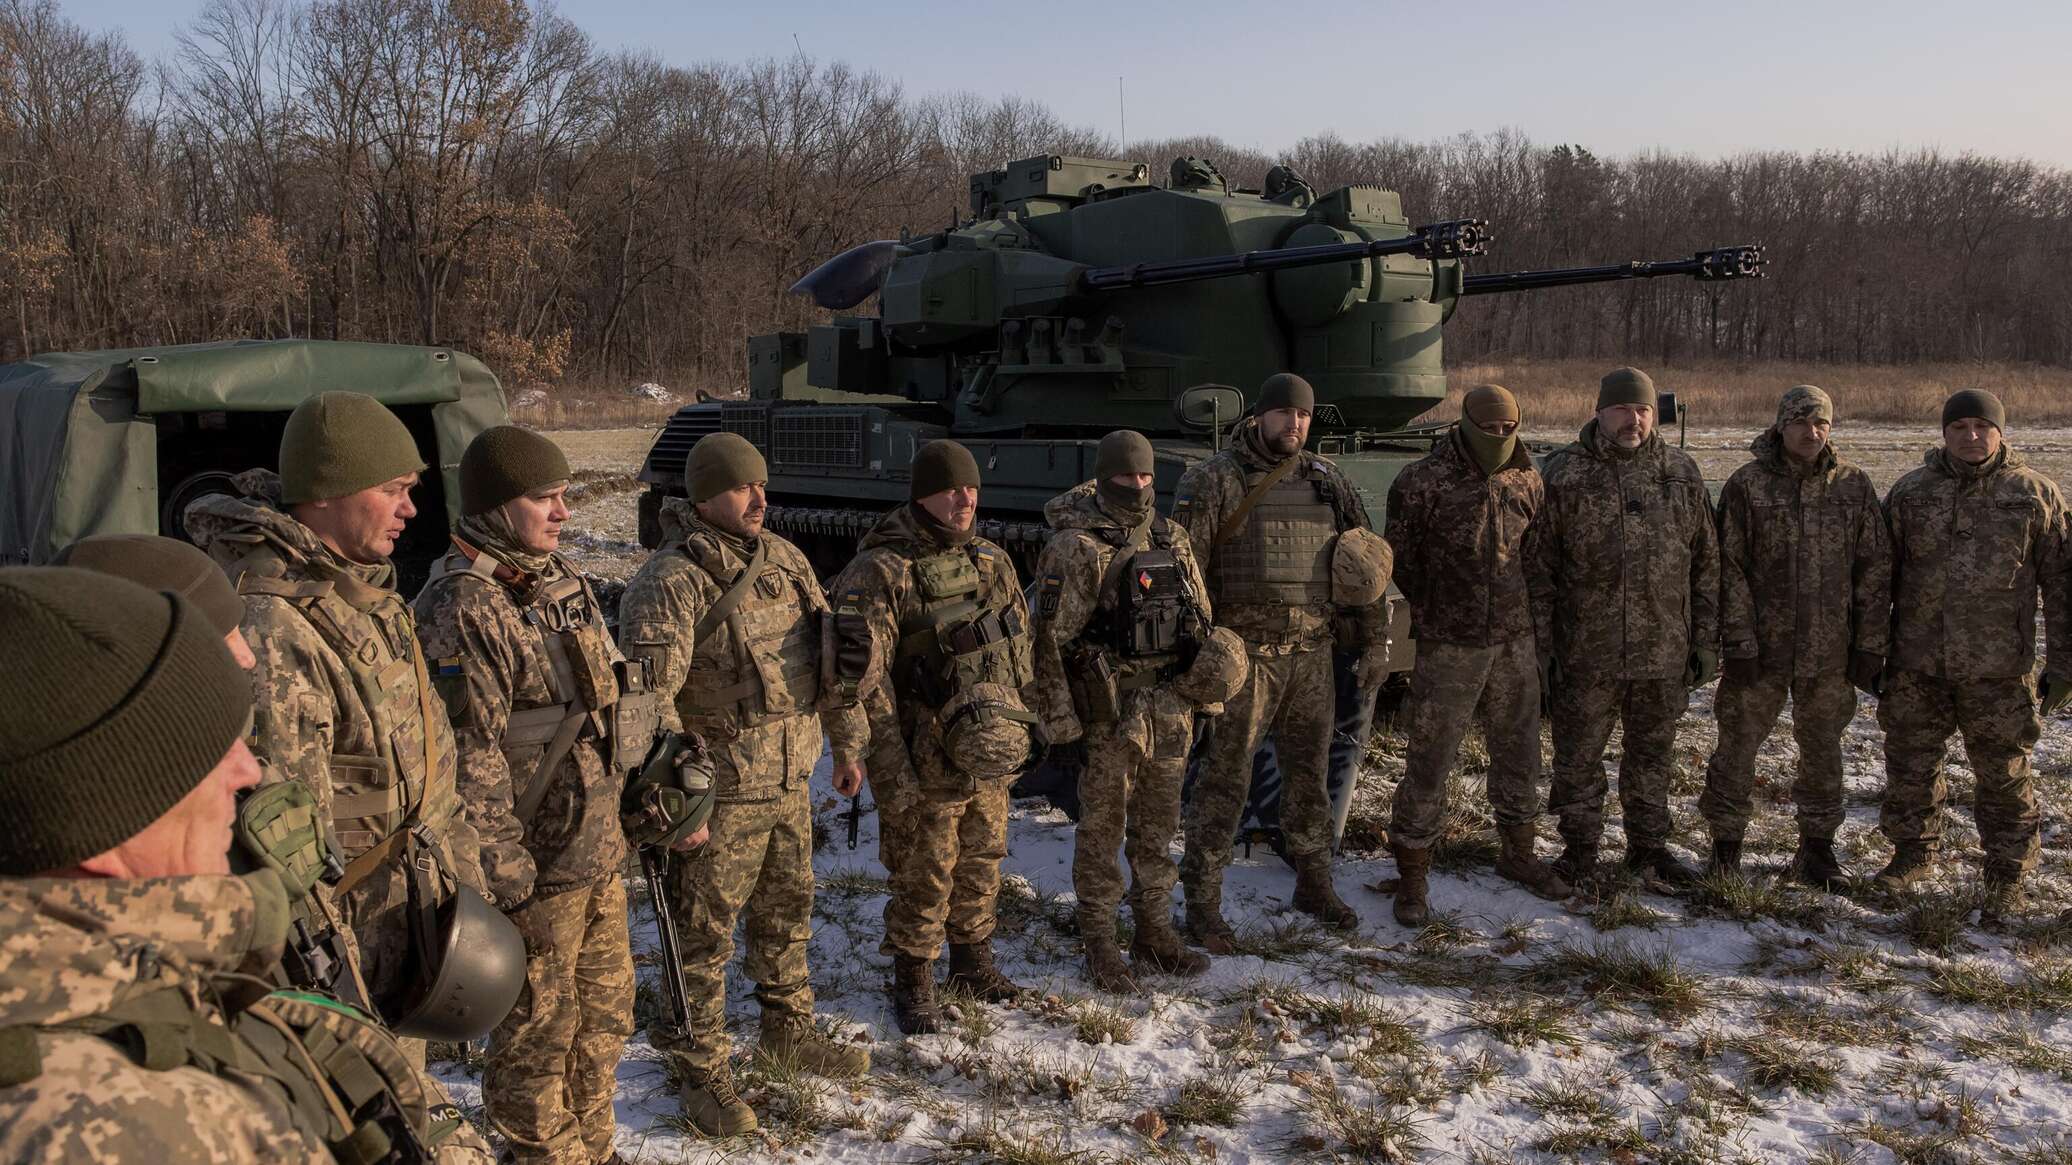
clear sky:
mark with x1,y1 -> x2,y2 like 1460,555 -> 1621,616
62,0 -> 2072,166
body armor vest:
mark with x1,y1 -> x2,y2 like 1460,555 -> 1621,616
893,542 -> 1031,710
673,537 -> 821,738
1212,459 -> 1343,608
1084,516 -> 1202,679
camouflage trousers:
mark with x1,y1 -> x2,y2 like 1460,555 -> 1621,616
1390,636 -> 1543,850
1878,668 -> 2041,871
657,791 -> 816,1073
1699,669 -> 1856,842
485,873 -> 635,1165
1548,676 -> 1688,850
874,770 -> 1010,959
1182,647 -> 1335,908
1074,719 -> 1189,930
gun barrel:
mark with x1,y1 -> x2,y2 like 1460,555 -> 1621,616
640,848 -> 693,1035
1461,244 -> 1766,296
1079,218 -> 1490,292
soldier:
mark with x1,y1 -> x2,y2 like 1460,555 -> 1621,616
1539,367 -> 1720,886
1875,389 -> 2072,922
1701,386 -> 1891,889
1383,385 -> 1567,925
828,439 -> 1036,1034
185,391 -> 493,1054
1030,430 -> 1231,990
0,566 -> 493,1165
1172,372 -> 1392,951
618,432 -> 871,1137
414,426 -> 662,1164
55,533 -> 258,668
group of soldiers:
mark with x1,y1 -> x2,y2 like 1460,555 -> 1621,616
0,363 -> 2062,1162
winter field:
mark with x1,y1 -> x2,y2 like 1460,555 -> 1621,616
424,427 -> 2072,1164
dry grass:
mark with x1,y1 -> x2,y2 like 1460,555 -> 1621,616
507,372 -> 729,429
1423,358 -> 2072,428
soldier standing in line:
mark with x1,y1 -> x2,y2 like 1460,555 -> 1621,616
1030,430 -> 1246,990
1172,373 -> 1392,951
617,432 -> 871,1137
1382,385 -> 1568,926
1539,367 -> 1720,887
1700,386 -> 1891,889
1874,389 -> 2072,923
415,426 -> 670,1165
0,567 -> 494,1165
827,440 -> 1037,1035
185,391 -> 494,1054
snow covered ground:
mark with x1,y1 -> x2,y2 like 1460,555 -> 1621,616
444,429 -> 2072,1163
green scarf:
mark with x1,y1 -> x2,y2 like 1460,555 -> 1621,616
1457,423 -> 1516,477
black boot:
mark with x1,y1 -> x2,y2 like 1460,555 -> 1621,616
1624,845 -> 1700,887
891,955 -> 940,1035
1554,842 -> 1599,886
946,940 -> 1024,1003
1708,837 -> 1743,876
1790,836 -> 1848,892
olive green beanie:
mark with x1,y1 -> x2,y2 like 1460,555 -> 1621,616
910,439 -> 981,500
1094,430 -> 1155,480
1942,388 -> 2005,432
278,391 -> 427,504
1256,372 -> 1316,414
0,568 -> 253,874
1596,366 -> 1656,411
461,425 -> 571,515
55,534 -> 244,638
686,432 -> 768,503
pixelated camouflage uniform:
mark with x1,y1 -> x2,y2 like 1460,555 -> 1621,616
1383,428 -> 1553,849
414,526 -> 637,1165
1700,428 -> 1891,843
1538,421 -> 1720,851
617,498 -> 866,1074
1171,419 -> 1387,910
826,503 -> 1034,960
0,871 -> 492,1165
1879,445 -> 2072,871
187,472 -> 486,1035
1031,480 -> 1213,935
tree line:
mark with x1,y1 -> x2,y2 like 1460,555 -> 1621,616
3,0 -> 2067,391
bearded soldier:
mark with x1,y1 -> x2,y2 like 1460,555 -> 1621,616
1539,367 -> 1720,886
1383,385 -> 1567,925
618,432 -> 871,1137
1876,389 -> 2072,923
1172,373 -> 1393,951
414,426 -> 663,1164
828,440 -> 1037,1035
0,567 -> 493,1165
186,391 -> 495,1053
1701,386 -> 1891,890
1031,431 -> 1244,990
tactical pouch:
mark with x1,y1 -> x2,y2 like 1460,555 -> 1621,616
235,780 -> 332,901
823,604 -> 872,708
610,658 -> 664,778
1114,548 -> 1188,657
1065,642 -> 1124,725
913,551 -> 981,602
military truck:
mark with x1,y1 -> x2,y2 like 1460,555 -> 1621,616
0,339 -> 508,592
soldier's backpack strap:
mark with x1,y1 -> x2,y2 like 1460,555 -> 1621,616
1212,455 -> 1305,548
691,538 -> 768,645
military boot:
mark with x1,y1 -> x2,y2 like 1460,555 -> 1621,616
1183,891 -> 1239,956
1130,910 -> 1210,977
891,955 -> 941,1036
1082,924 -> 1139,993
1872,843 -> 1935,893
1554,841 -> 1599,886
1980,864 -> 2027,930
758,1018 -> 869,1079
1708,837 -> 1743,876
678,1061 -> 757,1137
1790,836 -> 1848,893
1494,824 -> 1572,900
946,940 -> 1025,1003
1624,844 -> 1700,887
1390,842 -> 1432,928
1293,860 -> 1359,931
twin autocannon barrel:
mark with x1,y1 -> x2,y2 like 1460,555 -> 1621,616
1460,244 -> 1769,295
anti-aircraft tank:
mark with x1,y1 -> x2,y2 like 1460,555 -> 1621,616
633,153 -> 1765,837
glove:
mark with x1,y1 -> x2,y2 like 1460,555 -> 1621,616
1047,738 -> 1089,770
2042,673 -> 2072,717
1721,656 -> 1761,688
1684,647 -> 1720,690
1537,652 -> 1557,717
1354,643 -> 1391,691
1847,651 -> 1886,698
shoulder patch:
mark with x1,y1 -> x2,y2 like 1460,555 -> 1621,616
1037,574 -> 1062,619
434,655 -> 465,677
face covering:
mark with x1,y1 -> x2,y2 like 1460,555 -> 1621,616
1097,478 -> 1155,526
1458,422 -> 1517,476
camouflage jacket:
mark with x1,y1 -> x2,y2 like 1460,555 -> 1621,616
1717,429 -> 1892,676
413,549 -> 627,909
618,498 -> 865,801
826,502 -> 1034,791
1884,445 -> 2072,681
1384,426 -> 1553,651
1538,421 -> 1722,681
186,473 -> 485,1000
0,872 -> 491,1164
1030,480 -> 1212,756
1172,418 -> 1385,654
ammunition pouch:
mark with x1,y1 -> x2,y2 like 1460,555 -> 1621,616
232,780 -> 358,1002
621,730 -> 718,850
610,657 -> 665,779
